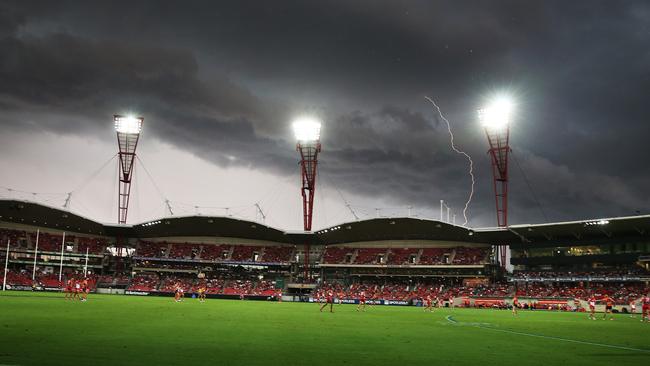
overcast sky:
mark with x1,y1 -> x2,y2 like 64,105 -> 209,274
1,1 -> 649,230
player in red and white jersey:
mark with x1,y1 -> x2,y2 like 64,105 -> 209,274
512,296 -> 520,316
178,286 -> 185,301
73,279 -> 81,301
65,278 -> 73,300
357,291 -> 367,312
588,296 -> 597,320
174,282 -> 182,302
641,295 -> 650,322
320,290 -> 334,313
424,295 -> 433,312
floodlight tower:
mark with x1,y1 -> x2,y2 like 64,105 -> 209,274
478,97 -> 513,267
293,117 -> 322,281
114,115 -> 143,224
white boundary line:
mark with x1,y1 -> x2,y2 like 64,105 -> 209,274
445,315 -> 650,354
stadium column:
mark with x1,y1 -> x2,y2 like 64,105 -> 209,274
478,97 -> 512,268
292,117 -> 322,282
298,142 -> 320,281
487,139 -> 510,267
114,115 -> 143,225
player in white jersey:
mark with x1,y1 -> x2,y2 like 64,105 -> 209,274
642,295 -> 650,322
588,297 -> 597,320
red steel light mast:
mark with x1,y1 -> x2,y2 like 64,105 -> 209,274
114,115 -> 143,225
292,117 -> 322,281
478,97 -> 513,268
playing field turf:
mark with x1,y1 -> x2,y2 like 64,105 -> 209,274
0,291 -> 648,366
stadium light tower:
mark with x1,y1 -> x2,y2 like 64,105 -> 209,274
293,117 -> 322,281
293,117 -> 322,231
114,115 -> 143,224
478,96 -> 513,267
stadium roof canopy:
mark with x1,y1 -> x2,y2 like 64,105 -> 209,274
0,199 -> 106,235
0,199 -> 649,246
501,216 -> 650,247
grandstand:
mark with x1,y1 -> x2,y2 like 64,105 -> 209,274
1,199 -> 648,310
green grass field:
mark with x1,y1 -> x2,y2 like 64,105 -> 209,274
0,291 -> 648,366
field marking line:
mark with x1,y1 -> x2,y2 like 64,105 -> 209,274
445,316 -> 650,354
444,315 -> 492,327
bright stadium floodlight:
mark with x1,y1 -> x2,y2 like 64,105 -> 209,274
114,115 -> 143,134
292,117 -> 321,143
478,94 -> 514,269
292,116 -> 322,283
478,96 -> 514,130
114,114 -> 144,226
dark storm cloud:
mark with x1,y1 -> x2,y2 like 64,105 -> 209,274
12,1 -> 524,97
0,18 -> 294,170
0,3 -> 25,37
1,1 -> 649,226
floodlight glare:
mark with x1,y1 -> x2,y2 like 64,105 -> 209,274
114,115 -> 143,134
478,96 -> 514,130
292,117 -> 321,142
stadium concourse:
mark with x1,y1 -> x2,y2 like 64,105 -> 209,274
1,199 -> 650,312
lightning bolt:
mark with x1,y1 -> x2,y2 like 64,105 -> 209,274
425,96 -> 475,226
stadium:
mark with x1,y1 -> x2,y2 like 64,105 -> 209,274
2,165 -> 650,365
2,199 -> 650,306
2,2 -> 650,366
